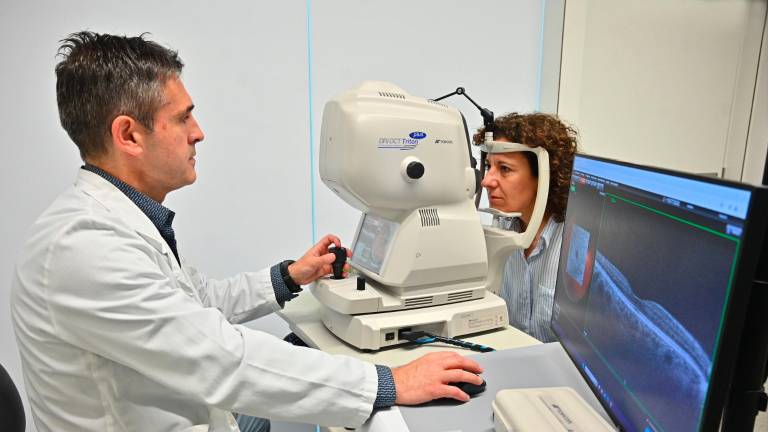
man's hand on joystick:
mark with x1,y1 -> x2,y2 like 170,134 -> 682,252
288,235 -> 352,285
330,246 -> 347,279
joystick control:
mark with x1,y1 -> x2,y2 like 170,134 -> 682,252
330,247 -> 347,279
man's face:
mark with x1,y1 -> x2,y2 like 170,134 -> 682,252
481,151 -> 538,218
140,77 -> 204,198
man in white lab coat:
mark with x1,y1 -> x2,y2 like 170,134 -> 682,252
10,31 -> 484,432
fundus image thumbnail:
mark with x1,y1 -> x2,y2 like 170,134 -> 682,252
567,224 -> 590,286
587,253 -> 710,431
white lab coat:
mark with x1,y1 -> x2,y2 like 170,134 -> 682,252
11,169 -> 378,432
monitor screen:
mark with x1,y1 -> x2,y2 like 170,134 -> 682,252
351,213 -> 399,275
551,155 -> 760,432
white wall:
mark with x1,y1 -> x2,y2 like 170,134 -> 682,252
743,12 -> 768,186
558,0 -> 766,180
0,1 -> 546,430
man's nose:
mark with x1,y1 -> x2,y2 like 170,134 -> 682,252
191,119 -> 205,144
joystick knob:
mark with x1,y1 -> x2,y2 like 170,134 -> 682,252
330,247 -> 347,279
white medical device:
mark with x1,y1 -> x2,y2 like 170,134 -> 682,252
315,81 -> 550,350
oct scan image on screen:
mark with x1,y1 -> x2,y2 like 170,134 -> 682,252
551,155 -> 757,432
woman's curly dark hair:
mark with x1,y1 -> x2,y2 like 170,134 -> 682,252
473,112 -> 578,223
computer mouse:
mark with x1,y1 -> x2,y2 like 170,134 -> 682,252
450,377 -> 487,397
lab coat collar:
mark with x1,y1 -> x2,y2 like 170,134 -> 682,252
75,169 -> 179,265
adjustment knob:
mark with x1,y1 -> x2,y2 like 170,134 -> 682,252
406,161 -> 425,179
401,156 -> 425,182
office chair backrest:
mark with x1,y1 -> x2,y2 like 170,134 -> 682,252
0,363 -> 25,432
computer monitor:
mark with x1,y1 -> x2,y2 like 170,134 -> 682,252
551,154 -> 768,431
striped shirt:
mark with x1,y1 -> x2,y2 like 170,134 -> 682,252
498,216 -> 563,343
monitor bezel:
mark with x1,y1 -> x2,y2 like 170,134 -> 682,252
552,153 -> 768,431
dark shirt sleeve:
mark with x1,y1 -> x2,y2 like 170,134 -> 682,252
270,264 -> 299,305
374,365 -> 397,408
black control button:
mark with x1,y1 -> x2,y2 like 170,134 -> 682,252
406,161 -> 425,179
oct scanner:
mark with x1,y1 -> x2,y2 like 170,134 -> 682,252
314,81 -> 549,351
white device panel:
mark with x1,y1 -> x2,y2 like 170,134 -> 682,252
493,387 -> 616,432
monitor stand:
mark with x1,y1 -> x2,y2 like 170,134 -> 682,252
721,276 -> 768,430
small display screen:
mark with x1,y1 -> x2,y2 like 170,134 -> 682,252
351,214 -> 399,275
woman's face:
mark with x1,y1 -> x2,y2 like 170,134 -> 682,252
481,151 -> 538,219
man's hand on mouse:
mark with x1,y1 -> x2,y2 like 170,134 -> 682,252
391,352 -> 484,404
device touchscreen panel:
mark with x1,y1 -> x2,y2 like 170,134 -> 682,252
351,213 -> 399,275
551,155 -> 753,432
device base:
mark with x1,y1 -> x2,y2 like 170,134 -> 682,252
319,293 -> 509,351
313,275 -> 487,315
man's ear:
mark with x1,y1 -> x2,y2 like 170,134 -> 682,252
110,115 -> 146,157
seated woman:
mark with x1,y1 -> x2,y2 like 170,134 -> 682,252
474,113 -> 578,342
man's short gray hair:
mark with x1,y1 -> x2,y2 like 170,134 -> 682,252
55,31 -> 184,160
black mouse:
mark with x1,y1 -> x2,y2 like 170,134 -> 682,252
450,378 -> 486,397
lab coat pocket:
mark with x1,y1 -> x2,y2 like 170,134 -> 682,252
155,244 -> 201,303
172,267 -> 202,303
153,242 -> 199,300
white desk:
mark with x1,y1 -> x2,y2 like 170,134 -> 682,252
277,292 -> 542,431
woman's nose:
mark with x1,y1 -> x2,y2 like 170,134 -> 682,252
481,172 -> 497,188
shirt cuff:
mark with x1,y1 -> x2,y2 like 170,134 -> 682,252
373,365 -> 397,408
270,264 -> 298,305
